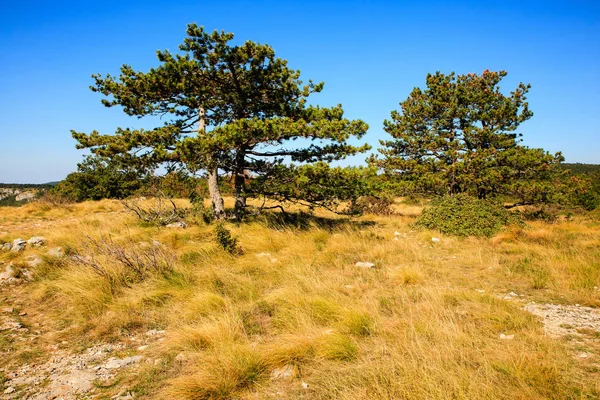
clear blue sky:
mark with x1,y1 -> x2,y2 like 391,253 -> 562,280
0,0 -> 598,183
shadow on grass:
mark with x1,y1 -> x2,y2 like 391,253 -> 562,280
243,209 -> 376,231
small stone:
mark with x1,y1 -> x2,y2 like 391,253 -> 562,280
394,231 -> 401,237
578,352 -> 592,359
10,239 -> 26,252
475,289 -> 485,293
301,381 -> 309,389
2,307 -> 13,313
431,237 -> 440,243
3,387 -> 15,394
27,236 -> 46,247
166,221 -> 186,228
499,333 -> 514,340
355,261 -> 375,269
145,329 -> 166,336
344,285 -> 354,289
175,353 -> 187,362
26,255 -> 42,268
104,355 -> 142,369
47,247 -> 64,257
0,265 -> 16,282
137,345 -> 148,351
19,312 -> 27,316
271,364 -> 296,380
256,252 -> 278,263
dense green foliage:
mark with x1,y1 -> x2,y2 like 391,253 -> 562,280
372,70 -> 564,204
52,156 -> 145,201
71,24 -> 369,219
214,223 -> 242,255
414,194 -> 521,237
248,162 -> 377,214
561,164 -> 600,210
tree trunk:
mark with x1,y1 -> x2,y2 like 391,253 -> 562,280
208,165 -> 225,219
198,106 -> 225,220
233,148 -> 247,220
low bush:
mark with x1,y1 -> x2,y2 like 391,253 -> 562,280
214,224 -> 242,255
413,194 -> 521,237
71,236 -> 175,293
576,191 -> 600,211
521,207 -> 559,223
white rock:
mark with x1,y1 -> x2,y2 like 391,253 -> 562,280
137,345 -> 148,351
45,370 -> 97,397
271,364 -> 296,380
145,329 -> 166,336
26,255 -> 42,268
15,191 -> 36,201
503,291 -> 519,300
3,387 -> 15,394
113,393 -> 135,399
27,236 -> 46,247
166,221 -> 186,228
431,237 -> 440,243
0,265 -> 16,282
301,381 -> 309,389
475,289 -> 485,293
11,239 -> 26,252
499,333 -> 514,340
394,231 -> 401,237
355,262 -> 375,269
256,252 -> 278,263
104,355 -> 142,369
47,247 -> 64,257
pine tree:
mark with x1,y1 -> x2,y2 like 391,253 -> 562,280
73,24 -> 369,219
371,70 -> 563,203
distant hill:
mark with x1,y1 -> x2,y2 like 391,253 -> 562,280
0,182 -> 58,189
0,183 -> 57,207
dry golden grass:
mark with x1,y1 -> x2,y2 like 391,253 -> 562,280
0,199 -> 599,399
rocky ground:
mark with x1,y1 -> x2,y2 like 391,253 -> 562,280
1,291 -> 166,399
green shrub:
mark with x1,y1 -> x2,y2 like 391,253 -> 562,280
413,194 -> 521,237
577,191 -> 600,211
521,207 -> 559,223
214,224 -> 242,255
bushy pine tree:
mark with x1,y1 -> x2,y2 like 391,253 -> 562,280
371,70 -> 563,204
73,24 -> 369,219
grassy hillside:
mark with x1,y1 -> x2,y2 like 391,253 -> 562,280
1,199 -> 599,399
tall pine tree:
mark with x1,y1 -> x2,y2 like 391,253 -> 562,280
371,70 -> 563,203
73,24 -> 369,219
